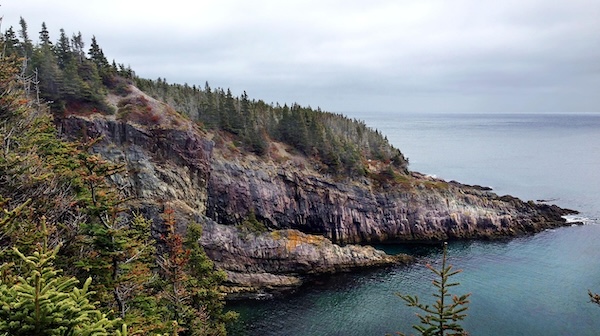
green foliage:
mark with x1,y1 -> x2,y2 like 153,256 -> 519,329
395,242 -> 470,336
133,78 -> 409,178
1,21 -> 117,115
236,212 -> 267,236
10,18 -> 410,179
185,222 -> 238,335
0,220 -> 124,336
0,32 -> 234,335
155,208 -> 237,336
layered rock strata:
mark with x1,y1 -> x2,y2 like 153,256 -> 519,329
58,86 -> 576,294
201,221 -> 410,298
207,156 -> 573,244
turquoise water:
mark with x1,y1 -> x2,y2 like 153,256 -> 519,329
228,113 -> 600,335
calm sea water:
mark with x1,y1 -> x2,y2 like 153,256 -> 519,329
228,112 -> 600,336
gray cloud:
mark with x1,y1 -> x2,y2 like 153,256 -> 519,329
2,0 -> 599,113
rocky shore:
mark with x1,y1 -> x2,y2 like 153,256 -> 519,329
59,86 -> 577,296
201,220 -> 411,298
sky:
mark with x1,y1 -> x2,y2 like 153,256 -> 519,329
2,0 -> 599,114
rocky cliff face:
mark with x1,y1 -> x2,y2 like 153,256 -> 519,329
58,85 -> 575,295
206,153 -> 572,244
61,114 -> 212,221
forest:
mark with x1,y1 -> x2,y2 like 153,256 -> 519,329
0,17 -> 412,335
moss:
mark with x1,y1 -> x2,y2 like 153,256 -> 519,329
236,211 -> 267,236
421,180 -> 450,191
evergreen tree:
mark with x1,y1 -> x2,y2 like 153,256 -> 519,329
3,27 -> 21,57
32,30 -> 63,104
200,81 -> 217,129
18,17 -> 33,59
395,242 -> 470,336
71,32 -> 85,63
185,222 -> 238,335
156,208 -> 236,336
88,36 -> 109,71
56,28 -> 73,69
0,219 -> 124,336
39,22 -> 52,46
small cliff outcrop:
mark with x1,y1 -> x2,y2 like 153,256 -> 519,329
201,220 -> 410,298
58,85 -> 575,295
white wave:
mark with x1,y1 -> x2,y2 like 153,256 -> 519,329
562,215 -> 591,224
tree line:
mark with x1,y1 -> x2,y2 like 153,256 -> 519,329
135,77 -> 408,177
2,17 -> 134,115
3,17 -> 409,179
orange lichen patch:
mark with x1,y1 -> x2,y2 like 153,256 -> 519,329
278,230 -> 327,252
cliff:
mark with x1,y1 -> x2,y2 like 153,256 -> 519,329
59,85 -> 575,295
206,153 -> 571,244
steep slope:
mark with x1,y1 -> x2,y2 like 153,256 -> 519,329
59,84 -> 575,294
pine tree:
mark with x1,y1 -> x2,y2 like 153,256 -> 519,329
88,36 -> 109,72
185,222 -> 238,335
56,28 -> 73,69
0,219 -> 124,336
156,208 -> 236,336
18,17 -> 33,60
158,207 -> 193,326
395,242 -> 470,336
71,146 -> 158,322
3,27 -> 21,57
39,22 -> 52,46
71,32 -> 86,64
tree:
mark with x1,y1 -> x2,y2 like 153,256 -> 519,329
394,242 -> 470,336
156,208 -> 236,336
32,29 -> 63,104
39,22 -> 52,46
0,219 -> 125,336
18,17 -> 33,59
184,222 -> 238,335
56,28 -> 73,69
3,27 -> 21,57
88,36 -> 109,74
70,144 -> 159,323
71,32 -> 86,63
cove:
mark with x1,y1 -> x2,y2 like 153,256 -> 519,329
227,113 -> 600,335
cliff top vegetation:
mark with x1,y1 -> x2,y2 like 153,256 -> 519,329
2,17 -> 409,181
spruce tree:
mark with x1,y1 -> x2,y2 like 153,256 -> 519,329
3,27 -> 21,57
39,22 -> 52,46
18,17 -> 33,59
88,36 -> 109,72
56,28 -> 73,69
395,242 -> 470,336
0,219 -> 124,336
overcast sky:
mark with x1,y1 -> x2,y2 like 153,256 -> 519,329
2,1 -> 599,114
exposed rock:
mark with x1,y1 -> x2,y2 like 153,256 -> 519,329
207,153 -> 575,244
57,86 -> 577,295
60,114 -> 212,224
201,220 -> 409,297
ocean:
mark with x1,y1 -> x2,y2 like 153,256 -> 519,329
228,112 -> 600,335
